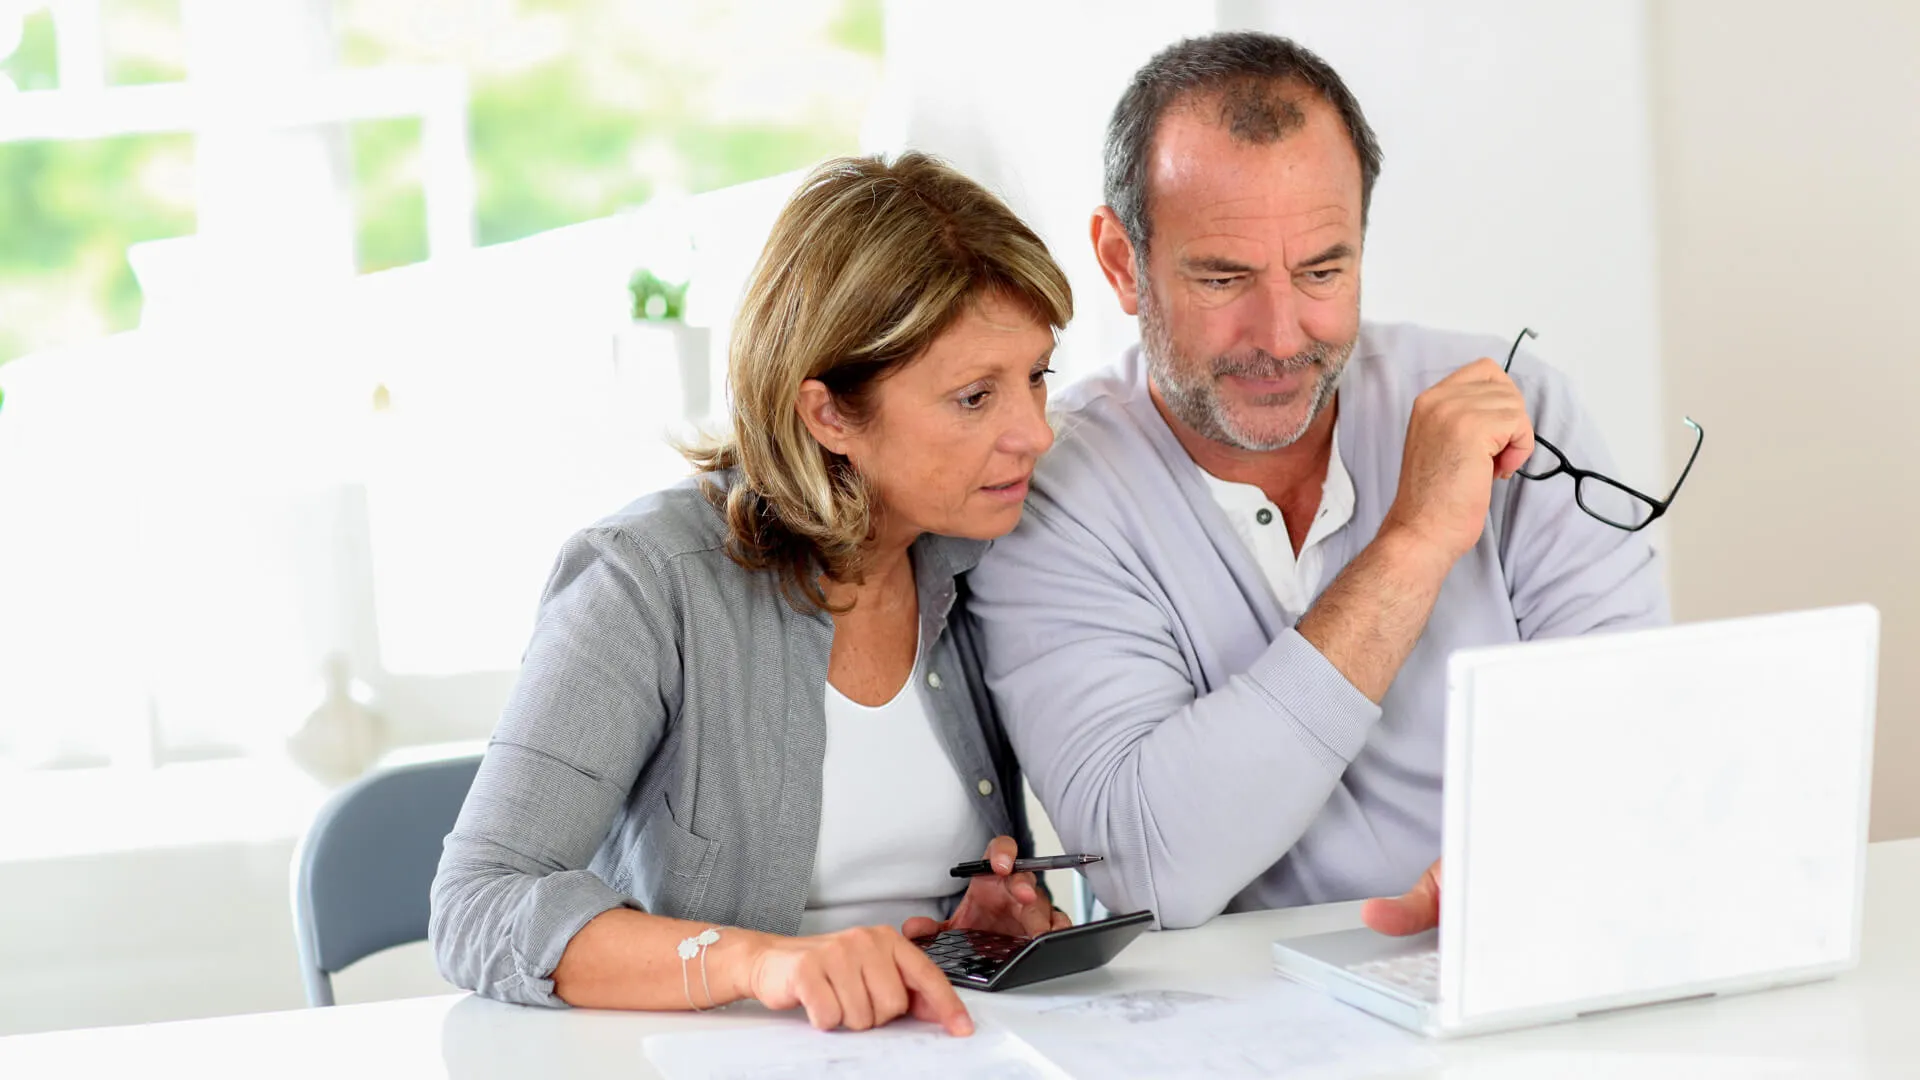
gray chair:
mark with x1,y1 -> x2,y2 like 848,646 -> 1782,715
291,753 -> 482,1006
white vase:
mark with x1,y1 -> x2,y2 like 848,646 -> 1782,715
286,653 -> 387,786
615,321 -> 713,423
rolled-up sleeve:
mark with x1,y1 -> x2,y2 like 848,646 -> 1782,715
429,528 -> 681,1006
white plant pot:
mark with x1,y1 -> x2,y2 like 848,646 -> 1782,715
614,321 -> 713,424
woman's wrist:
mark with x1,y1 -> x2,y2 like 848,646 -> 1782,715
710,927 -> 771,1005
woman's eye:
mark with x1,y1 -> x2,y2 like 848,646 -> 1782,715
960,389 -> 991,410
1029,366 -> 1056,386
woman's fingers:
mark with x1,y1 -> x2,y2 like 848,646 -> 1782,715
793,965 -> 842,1032
1012,875 -> 1053,935
821,945 -> 876,1031
1010,875 -> 1040,905
893,937 -> 973,1036
862,948 -> 912,1027
900,915 -> 942,941
984,834 -> 1020,875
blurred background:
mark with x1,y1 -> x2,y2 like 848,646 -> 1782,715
2,0 -> 1915,1037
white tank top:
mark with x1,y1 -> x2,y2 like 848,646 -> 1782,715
798,630 -> 991,935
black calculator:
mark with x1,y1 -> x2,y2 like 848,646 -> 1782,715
910,910 -> 1155,991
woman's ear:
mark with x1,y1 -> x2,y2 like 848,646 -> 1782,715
795,378 -> 851,455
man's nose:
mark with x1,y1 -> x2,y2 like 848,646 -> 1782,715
1248,276 -> 1311,360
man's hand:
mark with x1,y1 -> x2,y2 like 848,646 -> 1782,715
1361,859 -> 1442,936
902,836 -> 1070,941
1379,358 -> 1535,564
1298,360 -> 1534,703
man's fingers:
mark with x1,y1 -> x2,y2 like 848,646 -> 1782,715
1360,893 -> 1438,936
1494,438 -> 1534,479
1361,861 -> 1442,937
900,916 -> 941,941
1440,356 -> 1509,385
1050,908 -> 1074,931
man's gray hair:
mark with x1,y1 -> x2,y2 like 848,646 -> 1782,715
1104,31 -> 1384,258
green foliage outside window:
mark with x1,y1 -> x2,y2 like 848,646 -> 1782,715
0,0 -> 883,364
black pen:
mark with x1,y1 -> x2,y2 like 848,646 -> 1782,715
949,854 -> 1103,878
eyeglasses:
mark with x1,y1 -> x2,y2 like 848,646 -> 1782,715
1503,328 -> 1703,533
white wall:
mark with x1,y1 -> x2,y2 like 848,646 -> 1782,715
880,0 -> 1669,495
1649,0 -> 1920,841
871,0 -> 1214,381
0,839 -> 453,1037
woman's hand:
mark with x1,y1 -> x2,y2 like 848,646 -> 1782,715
902,836 -> 1072,941
735,925 -> 974,1035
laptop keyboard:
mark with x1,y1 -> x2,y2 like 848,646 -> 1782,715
1346,949 -> 1440,1002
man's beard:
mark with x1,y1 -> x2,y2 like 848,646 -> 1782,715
1139,286 -> 1354,452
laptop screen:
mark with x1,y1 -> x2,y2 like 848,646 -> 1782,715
1436,605 -> 1877,1027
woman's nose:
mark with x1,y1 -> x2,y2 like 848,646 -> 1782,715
1003,392 -> 1055,457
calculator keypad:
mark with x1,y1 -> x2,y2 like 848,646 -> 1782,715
912,929 -> 1029,983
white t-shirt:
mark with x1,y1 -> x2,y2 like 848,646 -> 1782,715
798,629 -> 991,935
1198,418 -> 1356,616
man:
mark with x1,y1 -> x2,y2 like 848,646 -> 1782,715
967,31 -> 1669,932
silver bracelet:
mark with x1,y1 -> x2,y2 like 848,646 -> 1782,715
676,928 -> 722,1011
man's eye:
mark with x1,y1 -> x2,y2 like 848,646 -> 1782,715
1200,277 -> 1237,290
1303,269 -> 1339,285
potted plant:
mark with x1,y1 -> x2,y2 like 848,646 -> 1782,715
619,266 -> 712,421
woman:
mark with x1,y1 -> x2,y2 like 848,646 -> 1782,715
430,152 -> 1073,1037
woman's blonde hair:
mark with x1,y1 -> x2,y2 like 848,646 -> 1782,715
685,152 -> 1072,611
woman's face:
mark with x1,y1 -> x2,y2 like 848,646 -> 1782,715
818,292 -> 1057,544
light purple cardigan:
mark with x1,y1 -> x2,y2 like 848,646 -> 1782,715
967,322 -> 1670,928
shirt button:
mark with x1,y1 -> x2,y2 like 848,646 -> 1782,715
926,671 -> 943,690
1255,508 -> 1274,526
977,779 -> 994,796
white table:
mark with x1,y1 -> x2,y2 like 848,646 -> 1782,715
6,840 -> 1917,1079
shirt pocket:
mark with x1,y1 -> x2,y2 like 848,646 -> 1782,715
629,791 -> 721,919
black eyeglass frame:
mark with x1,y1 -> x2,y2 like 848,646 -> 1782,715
1503,327 -> 1704,533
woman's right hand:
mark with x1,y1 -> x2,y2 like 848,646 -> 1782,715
736,925 -> 974,1035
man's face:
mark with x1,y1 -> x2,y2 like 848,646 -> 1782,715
1134,92 -> 1365,451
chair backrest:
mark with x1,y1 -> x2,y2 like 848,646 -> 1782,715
291,753 -> 482,1006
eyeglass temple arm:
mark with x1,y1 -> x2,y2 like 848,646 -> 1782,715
1659,418 -> 1705,505
1504,327 -> 1539,373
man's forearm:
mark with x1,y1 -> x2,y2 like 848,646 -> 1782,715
1296,526 -> 1455,703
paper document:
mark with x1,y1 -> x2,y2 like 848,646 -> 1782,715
646,978 -> 1430,1080
644,1016 -> 1069,1080
985,977 -> 1434,1079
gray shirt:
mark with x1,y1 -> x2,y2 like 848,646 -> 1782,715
966,322 -> 1670,929
429,475 -> 1033,1007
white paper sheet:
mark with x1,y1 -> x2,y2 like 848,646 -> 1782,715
985,977 -> 1436,1080
646,978 -> 1431,1080
643,1017 -> 1069,1080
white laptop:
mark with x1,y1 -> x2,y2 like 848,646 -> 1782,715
1272,605 -> 1880,1038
